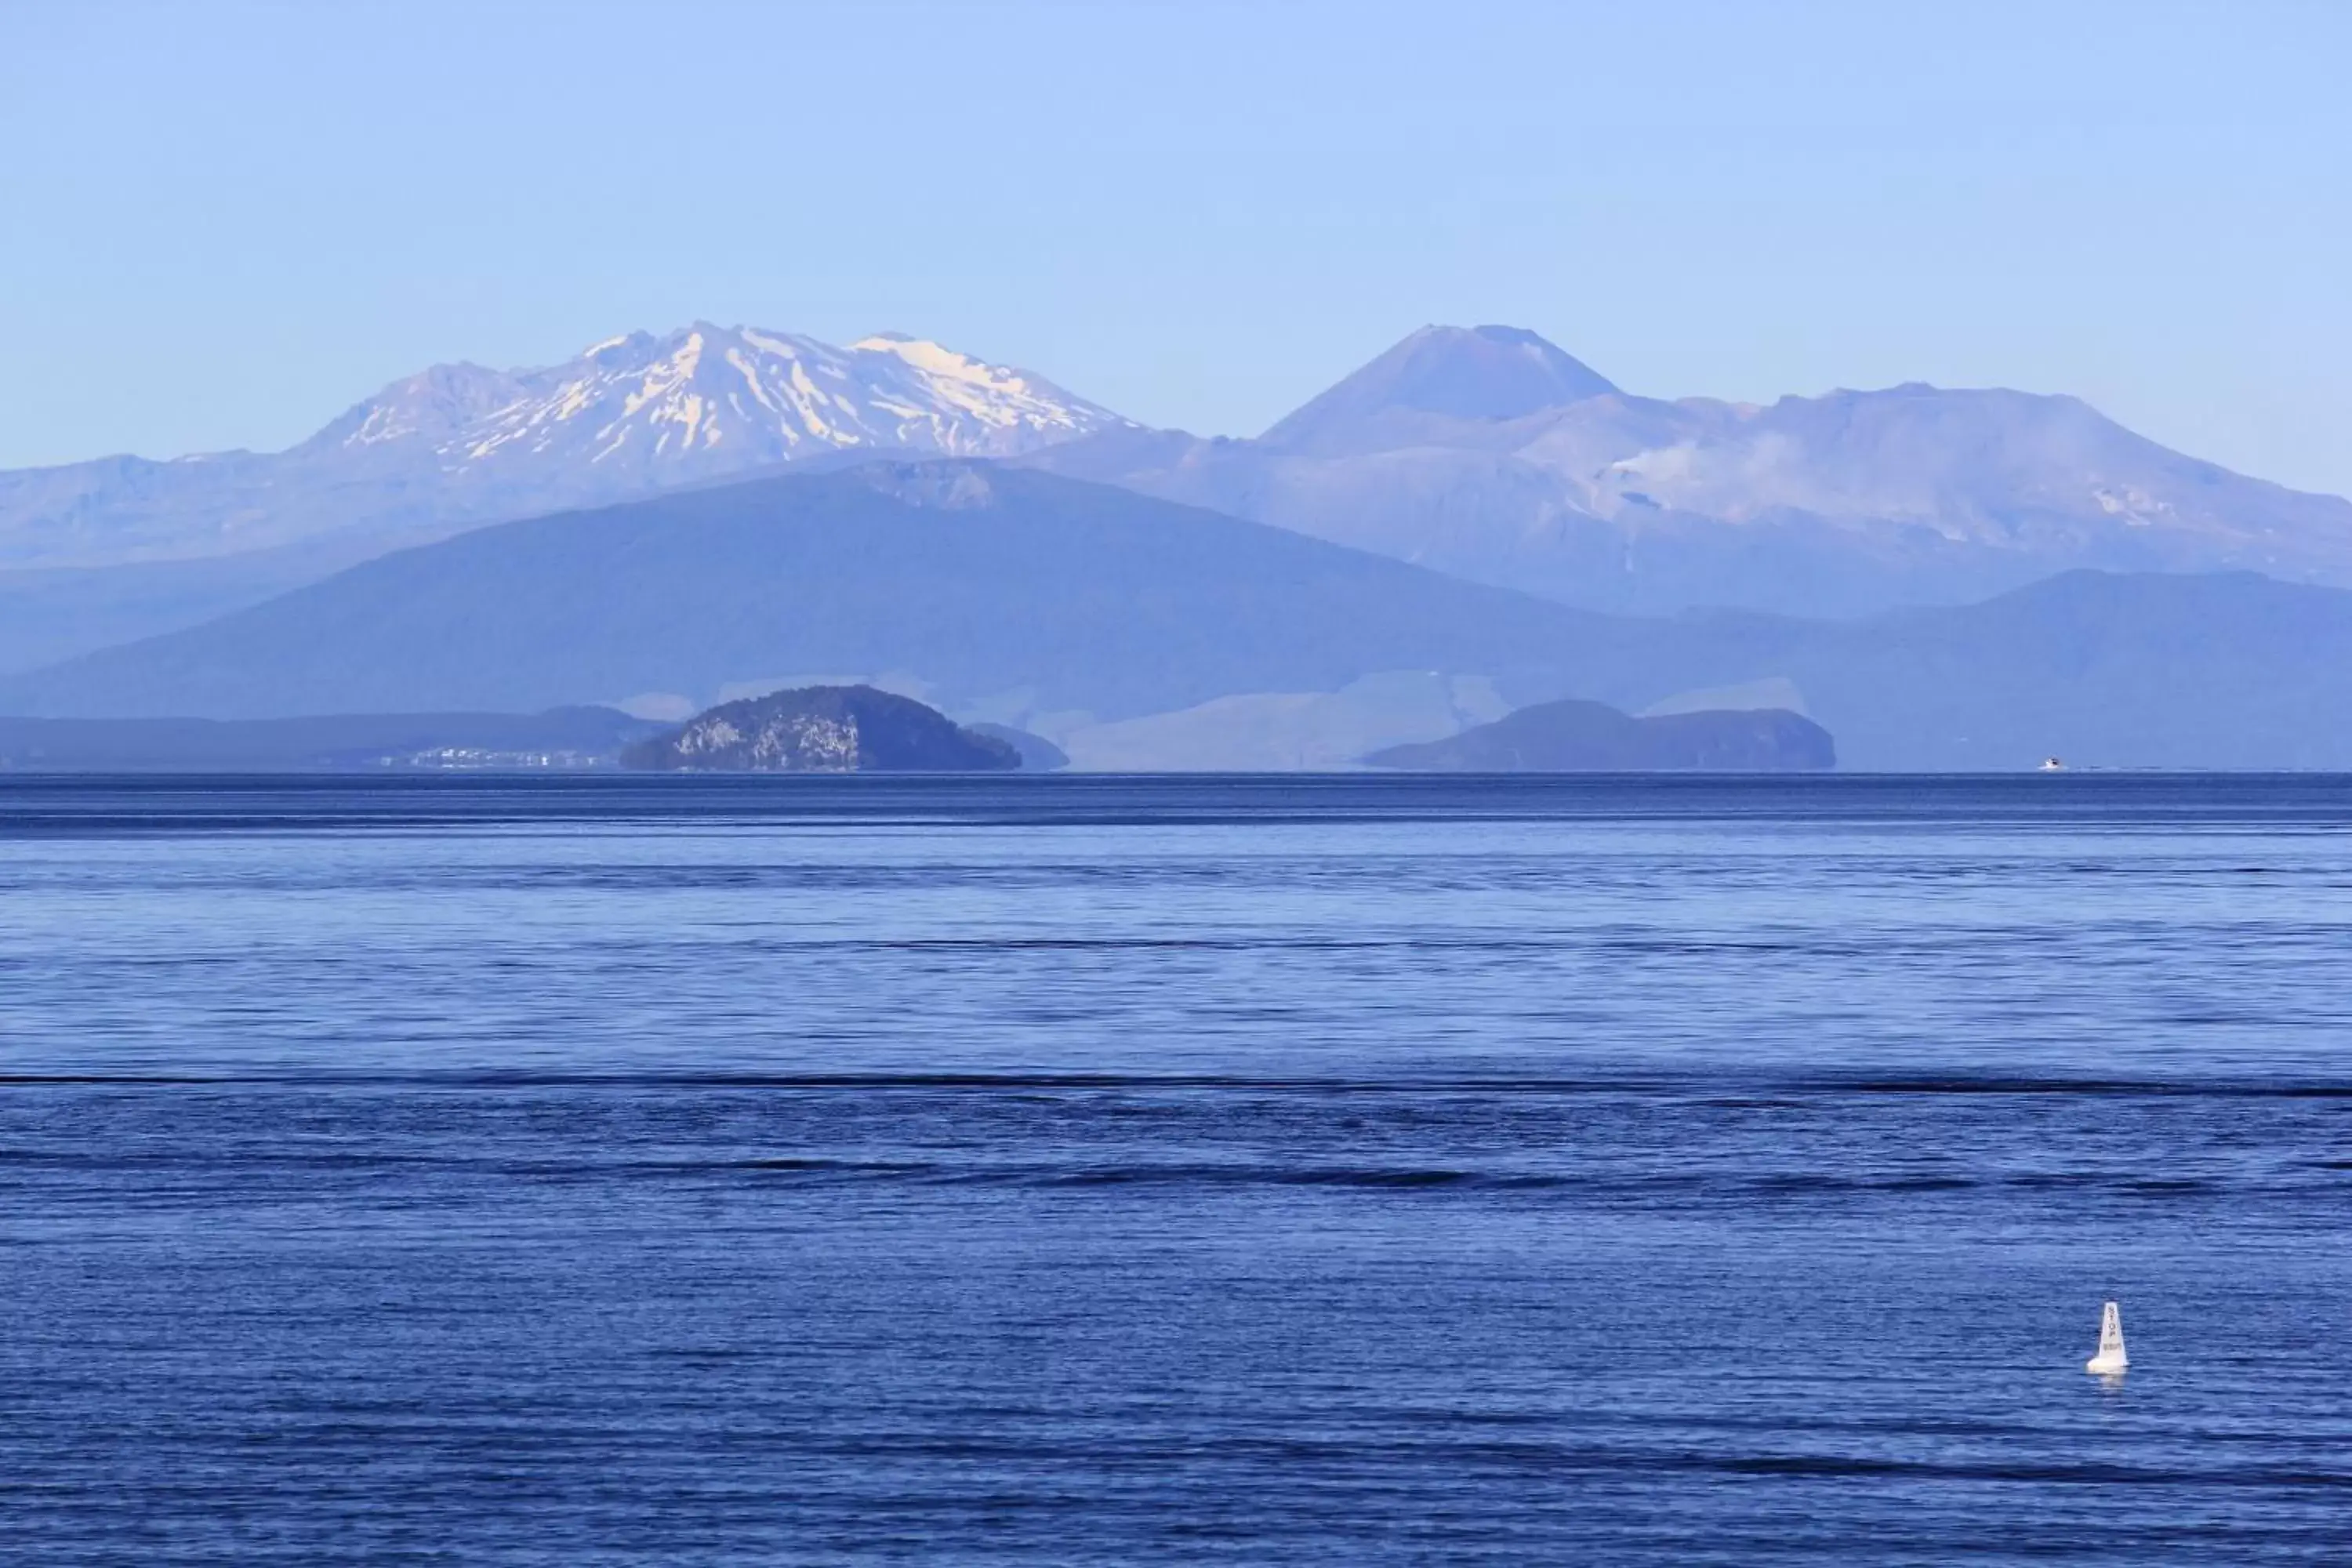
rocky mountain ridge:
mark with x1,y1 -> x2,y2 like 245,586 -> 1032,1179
622,684 -> 1020,773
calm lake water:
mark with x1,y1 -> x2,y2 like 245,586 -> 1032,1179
2,774 -> 2347,1562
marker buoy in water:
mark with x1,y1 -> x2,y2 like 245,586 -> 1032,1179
2085,1300 -> 2129,1375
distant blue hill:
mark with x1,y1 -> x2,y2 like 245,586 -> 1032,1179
1368,699 -> 1834,772
2,463 -> 2349,770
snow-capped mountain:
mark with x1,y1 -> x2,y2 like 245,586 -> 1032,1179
310,325 -> 1121,477
0,325 -> 1129,572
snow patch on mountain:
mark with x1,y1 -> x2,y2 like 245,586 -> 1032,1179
328,324 -> 1127,481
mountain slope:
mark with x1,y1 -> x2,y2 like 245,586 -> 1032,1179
1023,327 -> 2352,617
0,463 -> 1633,723
0,325 -> 1128,572
0,535 -> 400,675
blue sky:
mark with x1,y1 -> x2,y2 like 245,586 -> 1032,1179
5,0 -> 2348,495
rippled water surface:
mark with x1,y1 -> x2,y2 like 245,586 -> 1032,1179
2,775 -> 2348,1561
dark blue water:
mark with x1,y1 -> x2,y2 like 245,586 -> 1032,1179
3,775 -> 2347,1562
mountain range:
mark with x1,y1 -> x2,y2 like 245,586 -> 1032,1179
10,321 -> 2350,635
1021,325 -> 2352,617
6,462 -> 2350,771
2,319 -> 2348,770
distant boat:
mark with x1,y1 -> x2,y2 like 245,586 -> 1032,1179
2039,757 -> 2067,771
2085,1300 -> 2129,1375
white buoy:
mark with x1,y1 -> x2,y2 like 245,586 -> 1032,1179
2085,1300 -> 2129,1375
